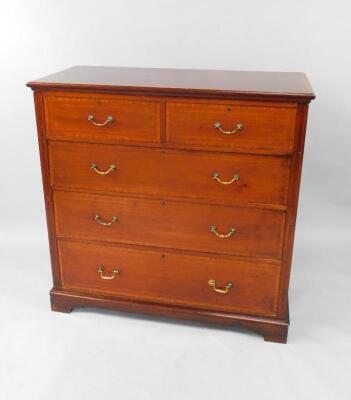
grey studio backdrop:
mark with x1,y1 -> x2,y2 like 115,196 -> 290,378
1,1 -> 350,400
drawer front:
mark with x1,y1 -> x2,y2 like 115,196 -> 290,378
166,102 -> 297,153
58,241 -> 280,316
44,94 -> 161,144
49,142 -> 291,207
54,191 -> 285,259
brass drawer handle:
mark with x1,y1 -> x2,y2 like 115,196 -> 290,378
214,122 -> 243,135
212,172 -> 240,185
88,114 -> 113,127
208,279 -> 233,294
90,163 -> 116,175
210,225 -> 236,238
97,266 -> 120,280
94,214 -> 119,226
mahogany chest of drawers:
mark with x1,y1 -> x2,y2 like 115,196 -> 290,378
27,66 -> 315,343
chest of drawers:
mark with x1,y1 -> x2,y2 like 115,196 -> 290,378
27,66 -> 314,343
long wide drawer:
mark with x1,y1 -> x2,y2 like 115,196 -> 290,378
43,93 -> 161,144
58,241 -> 280,317
49,142 -> 291,207
166,101 -> 297,153
54,191 -> 285,259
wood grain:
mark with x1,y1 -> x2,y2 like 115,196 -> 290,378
58,240 -> 280,317
276,104 -> 310,317
33,92 -> 62,287
54,190 -> 285,259
27,66 -> 315,102
166,102 -> 297,153
49,141 -> 291,207
50,288 -> 289,343
44,94 -> 161,144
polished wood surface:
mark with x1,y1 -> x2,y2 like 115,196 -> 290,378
166,101 -> 297,153
44,93 -> 161,144
33,92 -> 62,287
49,141 -> 291,207
27,66 -> 315,102
50,288 -> 289,343
58,240 -> 280,317
28,66 -> 315,343
54,190 -> 285,259
41,92 -> 299,156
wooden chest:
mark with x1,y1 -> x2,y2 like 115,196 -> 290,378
27,66 -> 315,343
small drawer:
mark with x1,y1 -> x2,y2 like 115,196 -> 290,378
58,241 -> 280,317
49,142 -> 291,207
43,93 -> 161,144
54,191 -> 286,259
166,102 -> 297,153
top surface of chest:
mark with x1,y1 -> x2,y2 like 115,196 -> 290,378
27,65 -> 315,102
